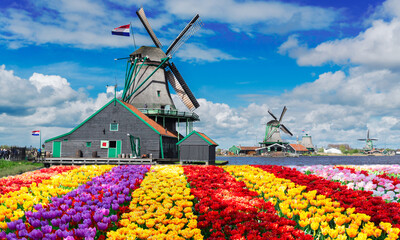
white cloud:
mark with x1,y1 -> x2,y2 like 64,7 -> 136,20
175,43 -> 241,62
279,3 -> 400,68
164,0 -> 338,34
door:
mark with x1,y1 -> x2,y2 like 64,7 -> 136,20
108,140 -> 121,158
53,141 -> 61,157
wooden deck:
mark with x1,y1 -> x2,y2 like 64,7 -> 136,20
43,157 -> 154,166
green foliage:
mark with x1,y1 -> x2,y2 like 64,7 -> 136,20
317,147 -> 324,153
0,160 -> 43,178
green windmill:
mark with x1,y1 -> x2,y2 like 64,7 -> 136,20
358,129 -> 377,151
260,106 -> 293,147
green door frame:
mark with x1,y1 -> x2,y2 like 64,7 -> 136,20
53,141 -> 61,157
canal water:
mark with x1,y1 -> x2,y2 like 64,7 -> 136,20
217,155 -> 400,166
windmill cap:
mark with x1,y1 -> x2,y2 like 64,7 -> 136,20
130,46 -> 167,62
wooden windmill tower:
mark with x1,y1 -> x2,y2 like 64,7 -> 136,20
121,8 -> 202,137
358,129 -> 377,151
260,106 -> 293,148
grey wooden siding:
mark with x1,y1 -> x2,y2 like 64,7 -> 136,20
44,101 -> 175,158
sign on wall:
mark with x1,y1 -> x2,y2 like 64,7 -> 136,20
100,140 -> 109,148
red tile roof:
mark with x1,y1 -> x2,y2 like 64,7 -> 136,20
121,101 -> 177,138
290,144 -> 308,151
197,132 -> 218,146
240,146 -> 258,151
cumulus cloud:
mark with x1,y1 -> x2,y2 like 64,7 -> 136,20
175,43 -> 241,62
279,1 -> 400,68
0,65 -> 115,147
164,0 -> 338,34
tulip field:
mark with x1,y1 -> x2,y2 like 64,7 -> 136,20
1,165 -> 400,239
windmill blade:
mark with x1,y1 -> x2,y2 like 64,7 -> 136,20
279,106 -> 287,123
367,129 -> 370,139
168,63 -> 199,109
165,70 -> 197,111
280,124 -> 293,136
358,139 -> 367,141
370,138 -> 378,141
165,66 -> 199,111
165,14 -> 202,56
268,110 -> 278,120
136,8 -> 163,48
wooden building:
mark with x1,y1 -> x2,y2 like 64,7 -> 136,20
44,98 -> 178,159
288,144 -> 309,155
177,131 -> 218,165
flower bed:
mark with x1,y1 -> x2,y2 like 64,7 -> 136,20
0,165 -> 149,240
1,164 -> 400,240
184,165 -> 312,240
254,165 -> 400,239
0,165 -> 114,230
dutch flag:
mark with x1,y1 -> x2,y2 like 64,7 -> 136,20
111,24 -> 130,37
32,130 -> 40,136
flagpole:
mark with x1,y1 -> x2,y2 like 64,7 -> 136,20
40,130 -> 42,159
130,22 -> 137,50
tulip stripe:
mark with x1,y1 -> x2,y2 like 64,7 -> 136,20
107,165 -> 203,240
0,166 -> 79,195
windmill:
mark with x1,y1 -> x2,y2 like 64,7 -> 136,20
358,129 -> 377,151
261,106 -> 293,144
121,8 -> 203,135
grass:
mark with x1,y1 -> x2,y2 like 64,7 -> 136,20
0,160 -> 44,178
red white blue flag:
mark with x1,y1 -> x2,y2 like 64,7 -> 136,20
32,130 -> 40,136
112,24 -> 130,37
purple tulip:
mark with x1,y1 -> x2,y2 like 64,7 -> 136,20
28,229 -> 43,240
19,229 -> 28,237
72,213 -> 82,223
66,209 -> 76,216
0,231 -> 6,238
41,225 -> 52,234
34,204 -> 43,211
78,223 -> 89,229
93,213 -> 103,222
60,204 -> 68,211
83,218 -> 92,225
75,228 -> 86,237
6,221 -> 17,230
112,203 -> 119,211
59,223 -> 69,231
110,214 -> 118,222
97,221 -> 108,231
29,219 -> 41,228
51,218 -> 61,227
16,223 -> 26,231
41,220 -> 48,226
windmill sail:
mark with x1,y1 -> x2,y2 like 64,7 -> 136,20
166,14 -> 202,56
165,71 -> 197,111
280,124 -> 293,136
136,8 -> 163,48
268,109 -> 278,120
279,106 -> 287,123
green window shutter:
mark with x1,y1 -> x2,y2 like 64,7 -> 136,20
110,123 -> 119,131
86,142 -> 91,147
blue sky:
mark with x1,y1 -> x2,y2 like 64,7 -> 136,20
2,0 -> 400,150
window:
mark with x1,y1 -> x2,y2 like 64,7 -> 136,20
63,139 -> 68,142
110,123 -> 119,131
86,142 -> 91,147
109,141 -> 116,148
157,90 -> 161,97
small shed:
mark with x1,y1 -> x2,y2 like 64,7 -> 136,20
177,131 -> 218,165
228,145 -> 240,155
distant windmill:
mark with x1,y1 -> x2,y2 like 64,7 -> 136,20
262,106 -> 293,144
358,129 -> 378,151
121,7 -> 203,135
